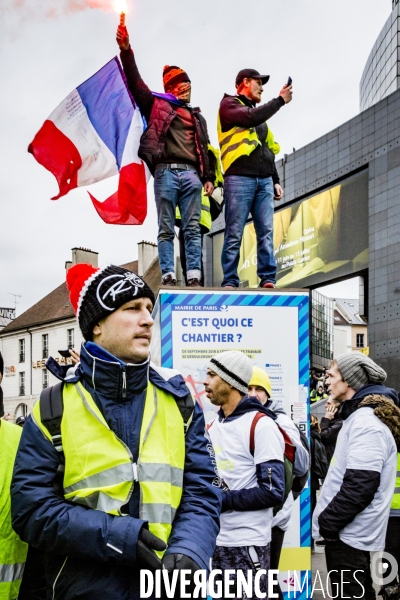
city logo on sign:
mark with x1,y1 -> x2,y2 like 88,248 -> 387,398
96,273 -> 145,311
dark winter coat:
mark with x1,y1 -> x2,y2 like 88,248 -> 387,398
120,48 -> 215,183
11,343 -> 221,600
320,415 -> 343,464
310,426 -> 328,491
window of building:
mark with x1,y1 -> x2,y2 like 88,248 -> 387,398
42,334 -> 49,359
19,372 -> 25,396
19,338 -> 25,363
67,328 -> 74,349
356,333 -> 365,348
42,369 -> 49,390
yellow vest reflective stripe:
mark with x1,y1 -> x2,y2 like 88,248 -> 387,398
32,380 -> 186,546
217,98 -> 280,172
138,380 -> 185,544
0,421 -> 28,599
391,454 -> 400,510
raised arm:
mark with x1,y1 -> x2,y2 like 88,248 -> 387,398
116,27 -> 154,122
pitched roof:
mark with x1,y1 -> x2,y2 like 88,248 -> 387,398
334,298 -> 366,326
0,258 -> 161,335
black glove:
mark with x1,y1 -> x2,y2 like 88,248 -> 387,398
137,527 -> 167,571
162,554 -> 201,597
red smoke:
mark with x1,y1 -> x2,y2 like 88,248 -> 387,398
5,0 -> 114,20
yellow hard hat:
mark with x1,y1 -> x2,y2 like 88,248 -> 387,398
249,366 -> 272,398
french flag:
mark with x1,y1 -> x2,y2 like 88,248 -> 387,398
28,58 -> 149,225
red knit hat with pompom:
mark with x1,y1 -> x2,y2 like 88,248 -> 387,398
66,263 -> 155,340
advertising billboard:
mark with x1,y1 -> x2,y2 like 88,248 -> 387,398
212,170 -> 368,289
151,288 -> 311,598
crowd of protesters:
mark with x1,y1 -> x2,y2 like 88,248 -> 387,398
2,22 -> 400,600
2,294 -> 400,599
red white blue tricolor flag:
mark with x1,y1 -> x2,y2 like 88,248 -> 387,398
28,57 -> 149,225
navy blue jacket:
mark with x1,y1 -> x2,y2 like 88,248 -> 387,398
11,344 -> 221,600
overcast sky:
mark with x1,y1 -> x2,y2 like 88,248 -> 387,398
0,0 -> 391,315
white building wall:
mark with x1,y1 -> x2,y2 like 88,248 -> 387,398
1,318 -> 83,419
334,325 -> 352,356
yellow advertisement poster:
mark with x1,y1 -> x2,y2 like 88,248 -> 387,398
237,171 -> 368,288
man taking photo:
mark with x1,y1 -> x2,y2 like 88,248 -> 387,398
218,69 -> 292,289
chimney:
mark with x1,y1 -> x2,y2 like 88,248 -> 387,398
138,241 -> 158,277
71,247 -> 99,268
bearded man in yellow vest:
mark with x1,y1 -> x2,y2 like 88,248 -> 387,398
11,264 -> 221,600
218,68 -> 292,288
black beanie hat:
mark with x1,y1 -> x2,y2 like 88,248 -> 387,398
66,263 -> 156,341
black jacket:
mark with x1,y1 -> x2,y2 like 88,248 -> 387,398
310,427 -> 328,491
219,93 -> 284,181
120,48 -> 215,183
320,416 -> 343,464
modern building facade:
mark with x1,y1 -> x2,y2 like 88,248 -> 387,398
360,1 -> 400,111
310,290 -> 334,370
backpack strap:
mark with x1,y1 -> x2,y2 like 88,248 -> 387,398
276,424 -> 296,463
175,395 -> 195,436
250,412 -> 296,463
250,412 -> 266,456
40,383 -> 65,499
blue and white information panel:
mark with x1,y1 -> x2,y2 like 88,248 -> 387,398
151,289 -> 311,599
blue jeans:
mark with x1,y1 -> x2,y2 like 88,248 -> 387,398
221,175 -> 276,287
154,167 -> 202,279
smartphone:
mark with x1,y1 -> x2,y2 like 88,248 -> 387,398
58,349 -> 71,358
287,76 -> 292,86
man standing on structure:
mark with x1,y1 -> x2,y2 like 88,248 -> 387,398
218,69 -> 292,288
116,27 -> 215,288
11,264 -> 221,599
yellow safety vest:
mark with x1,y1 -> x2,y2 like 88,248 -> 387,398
175,145 -> 223,233
391,453 -> 400,510
0,421 -> 28,600
32,381 -> 187,548
217,98 -> 281,173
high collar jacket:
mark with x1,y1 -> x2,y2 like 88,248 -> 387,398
11,343 -> 221,600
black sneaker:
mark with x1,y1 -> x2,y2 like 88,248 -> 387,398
187,278 -> 202,288
162,274 -> 176,286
